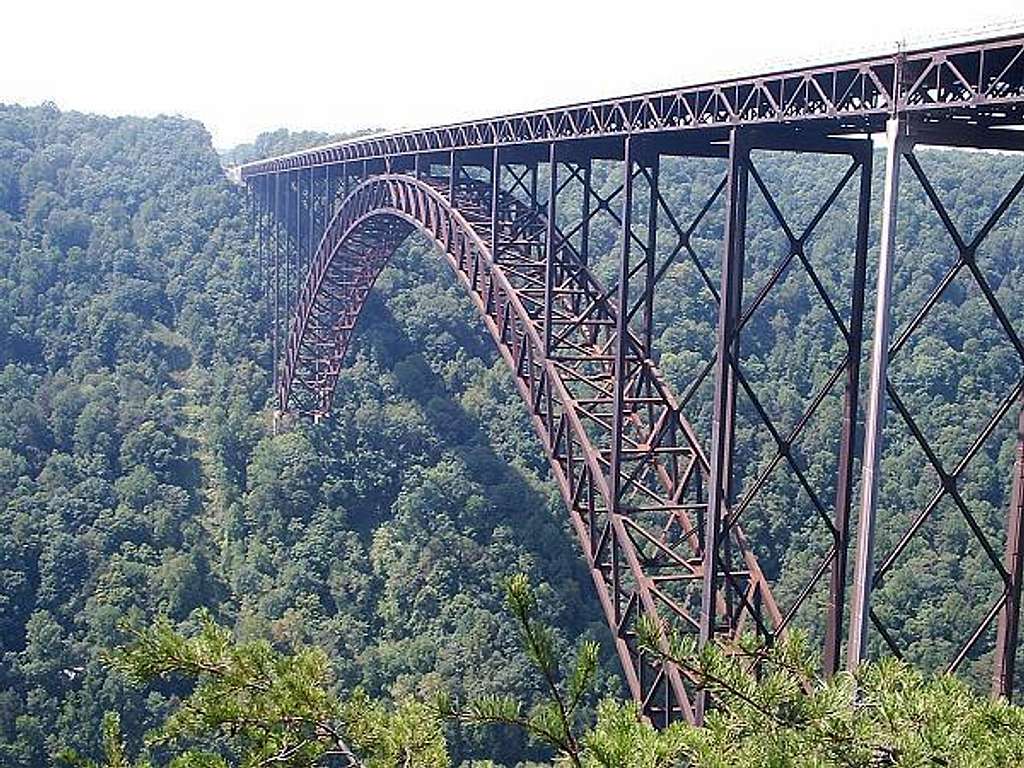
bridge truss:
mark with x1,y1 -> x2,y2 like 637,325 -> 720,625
241,33 -> 1024,724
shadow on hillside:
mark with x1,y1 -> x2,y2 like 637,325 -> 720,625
360,293 -> 600,604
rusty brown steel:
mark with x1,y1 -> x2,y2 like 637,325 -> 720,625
275,172 -> 789,724
242,28 -> 1024,722
239,33 -> 1024,181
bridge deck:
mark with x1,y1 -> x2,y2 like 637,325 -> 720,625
240,32 -> 1024,178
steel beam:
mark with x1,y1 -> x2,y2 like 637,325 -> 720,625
848,117 -> 909,669
995,406 -> 1024,698
641,156 -> 659,358
273,172 -> 282,406
490,148 -> 500,253
290,171 -> 298,328
699,127 -> 748,722
448,151 -> 458,202
823,142 -> 872,676
609,135 -> 634,506
256,175 -> 265,311
580,159 -> 591,268
239,34 -> 1024,180
544,143 -> 557,356
307,167 -> 314,271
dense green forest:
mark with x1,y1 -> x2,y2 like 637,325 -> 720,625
0,104 -> 612,766
0,102 -> 1022,766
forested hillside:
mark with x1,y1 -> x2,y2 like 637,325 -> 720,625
0,102 -> 1022,766
0,104 -> 611,766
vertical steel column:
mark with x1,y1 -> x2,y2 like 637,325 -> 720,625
490,148 -> 500,254
448,151 -> 458,202
577,159 -> 594,339
265,176 -> 272,340
530,161 -> 539,214
257,177 -> 268,357
307,167 -> 314,271
294,171 -> 301,307
699,128 -> 749,721
247,181 -> 255,284
848,117 -> 909,669
609,135 -> 634,505
642,155 -> 660,358
285,172 -> 294,353
273,172 -> 282,406
544,143 -> 558,356
823,145 -> 873,675
254,178 -> 263,301
296,171 -> 303,279
580,159 -> 592,268
318,168 -> 327,248
995,406 -> 1024,698
326,164 -> 335,221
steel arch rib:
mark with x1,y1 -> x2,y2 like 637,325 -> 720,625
279,174 -> 779,725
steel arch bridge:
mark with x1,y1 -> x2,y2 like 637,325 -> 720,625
240,32 -> 1024,725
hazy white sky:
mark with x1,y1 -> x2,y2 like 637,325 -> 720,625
2,0 -> 1022,149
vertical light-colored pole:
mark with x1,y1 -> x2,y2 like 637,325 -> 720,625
848,117 -> 909,669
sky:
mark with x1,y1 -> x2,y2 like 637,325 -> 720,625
2,0 -> 1023,150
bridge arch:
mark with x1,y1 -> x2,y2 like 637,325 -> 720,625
277,172 -> 780,725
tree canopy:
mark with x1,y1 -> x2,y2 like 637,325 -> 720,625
0,101 -> 1022,766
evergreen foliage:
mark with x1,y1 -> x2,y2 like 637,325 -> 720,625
635,616 -> 1024,767
447,576 -> 1024,767
57,613 -> 447,768
62,577 -> 1024,767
